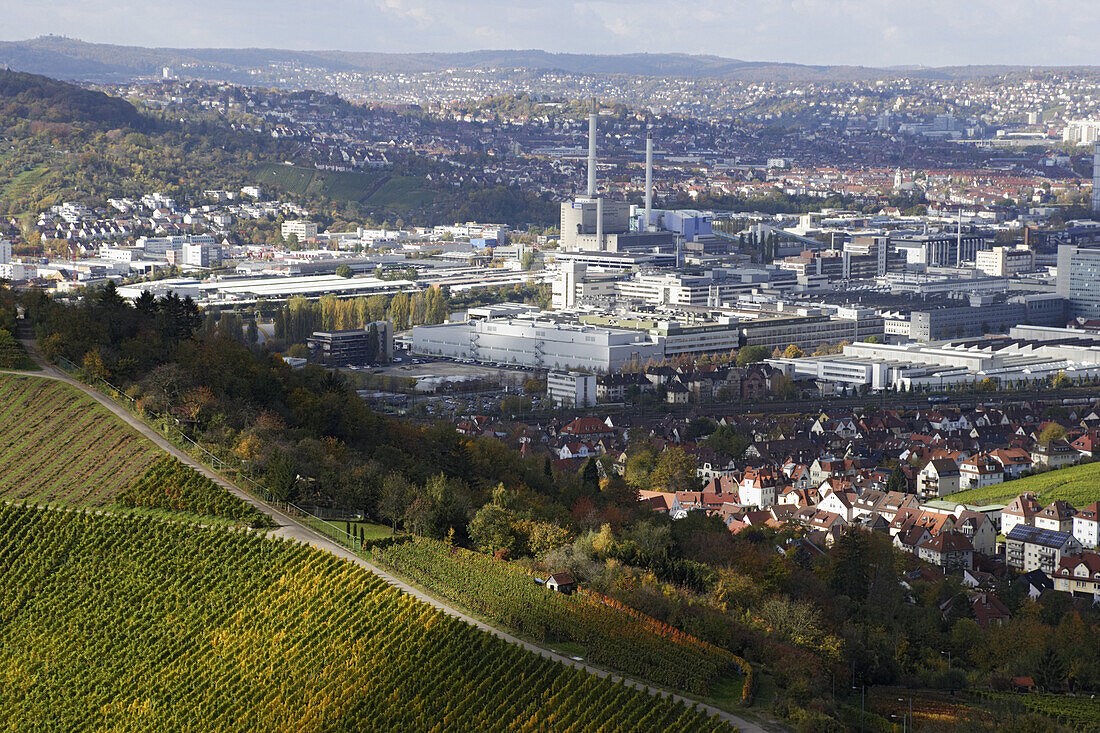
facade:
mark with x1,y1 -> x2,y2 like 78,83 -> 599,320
917,532 -> 974,571
306,323 -> 393,366
907,295 -> 1065,342
546,371 -> 597,408
1005,524 -> 1083,573
917,459 -> 960,499
0,238 -> 10,265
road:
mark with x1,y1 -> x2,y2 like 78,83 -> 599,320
6,336 -> 773,733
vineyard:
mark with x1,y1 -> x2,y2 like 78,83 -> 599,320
0,373 -> 160,504
982,692 -> 1100,731
118,455 -> 272,527
371,537 -> 744,696
947,461 -> 1100,507
0,505 -> 732,732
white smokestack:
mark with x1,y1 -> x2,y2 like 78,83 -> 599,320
596,196 -> 604,250
587,99 -> 597,198
644,132 -> 653,232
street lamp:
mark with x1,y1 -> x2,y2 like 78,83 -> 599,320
852,684 -> 865,733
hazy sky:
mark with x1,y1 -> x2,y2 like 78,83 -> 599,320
3,0 -> 1098,67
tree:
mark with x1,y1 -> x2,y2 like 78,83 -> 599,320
781,344 -> 804,359
705,425 -> 749,458
1038,423 -> 1067,445
468,503 -> 517,556
1051,371 -> 1071,390
379,473 -> 414,532
736,345 -> 771,367
1033,646 -> 1068,692
886,465 -> 908,494
831,528 -> 870,602
336,264 -> 354,278
265,450 -> 298,502
648,445 -> 698,493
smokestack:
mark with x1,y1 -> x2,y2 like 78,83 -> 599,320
644,132 -> 653,232
957,207 -> 963,265
587,99 -> 597,198
596,196 -> 604,250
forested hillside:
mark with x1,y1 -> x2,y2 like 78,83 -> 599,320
0,69 -> 146,128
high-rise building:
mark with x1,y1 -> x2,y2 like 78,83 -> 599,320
0,239 -> 11,266
1057,243 -> 1100,319
1093,142 -> 1100,216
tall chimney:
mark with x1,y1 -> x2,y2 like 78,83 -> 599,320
596,196 -> 604,250
587,99 -> 598,198
644,132 -> 653,232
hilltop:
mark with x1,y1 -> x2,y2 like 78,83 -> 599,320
2,36 -> 1096,84
0,68 -> 146,129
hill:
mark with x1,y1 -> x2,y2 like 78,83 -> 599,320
0,373 -> 267,525
0,68 -> 145,129
2,36 -> 1096,84
0,504 -> 730,732
945,461 -> 1100,507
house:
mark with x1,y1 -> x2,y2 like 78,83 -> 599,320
958,455 -> 1004,492
1053,552 -> 1100,599
1034,500 -> 1078,534
969,593 -> 1011,629
739,466 -> 780,508
917,458 -> 960,499
1010,677 -> 1037,693
894,526 -> 931,554
1031,440 -> 1079,470
545,572 -> 577,594
1015,569 -> 1053,601
560,417 -> 615,440
962,568 -> 995,589
917,531 -> 974,571
987,447 -> 1033,478
1072,501 -> 1099,549
1001,492 -> 1043,537
877,491 -> 921,524
795,507 -> 847,539
955,510 -> 998,556
1005,524 -> 1083,573
818,490 -> 858,522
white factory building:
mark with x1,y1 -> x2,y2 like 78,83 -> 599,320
410,317 -> 664,373
766,325 -> 1100,391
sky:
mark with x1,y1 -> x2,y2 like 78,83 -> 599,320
2,0 -> 1098,68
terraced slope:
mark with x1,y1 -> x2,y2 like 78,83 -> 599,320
0,505 -> 731,732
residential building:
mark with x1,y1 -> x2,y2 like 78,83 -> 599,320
917,532 -> 974,571
918,459 -> 960,499
1034,500 -> 1078,534
958,456 -> 1003,492
1005,524 -> 1083,573
1053,552 -> 1100,599
740,466 -> 779,508
1073,501 -> 1099,548
1001,493 -> 1044,537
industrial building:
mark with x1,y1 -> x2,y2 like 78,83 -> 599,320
890,231 -> 988,267
410,317 -> 664,373
883,294 -> 1066,342
767,325 -> 1100,391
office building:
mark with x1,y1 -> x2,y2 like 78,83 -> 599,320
905,295 -> 1066,342
1093,142 -> 1100,216
975,245 -> 1036,277
547,371 -> 597,408
282,220 -> 319,240
1057,243 -> 1100,319
307,323 -> 393,366
181,243 -> 223,269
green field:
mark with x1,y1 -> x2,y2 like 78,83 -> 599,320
0,505 -> 730,732
0,373 -> 161,505
372,537 -> 747,698
946,461 -> 1100,507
